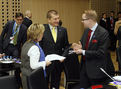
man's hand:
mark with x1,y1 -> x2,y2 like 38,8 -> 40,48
72,41 -> 82,51
74,49 -> 83,55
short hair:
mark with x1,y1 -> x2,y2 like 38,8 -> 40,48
102,13 -> 107,17
27,23 -> 45,42
83,9 -> 97,22
59,20 -> 62,26
25,10 -> 31,16
15,12 -> 24,19
110,11 -> 115,14
117,12 -> 121,15
47,10 -> 58,19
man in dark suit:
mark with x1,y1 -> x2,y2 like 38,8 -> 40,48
117,26 -> 121,47
22,10 -> 32,28
0,12 -> 27,88
40,10 -> 69,89
73,10 -> 109,89
106,11 -> 116,51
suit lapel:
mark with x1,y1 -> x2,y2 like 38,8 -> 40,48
88,26 -> 99,49
45,24 -> 55,42
56,26 -> 61,43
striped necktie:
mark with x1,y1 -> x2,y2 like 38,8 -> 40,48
13,25 -> 18,45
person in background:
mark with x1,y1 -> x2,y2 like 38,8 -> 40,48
116,12 -> 121,21
0,12 -> 27,88
72,9 -> 109,89
39,10 -> 69,89
59,20 -> 62,26
99,13 -> 108,30
21,23 -> 51,89
22,10 -> 32,28
107,11 -> 116,51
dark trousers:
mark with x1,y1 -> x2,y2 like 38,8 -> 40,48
80,61 -> 106,89
5,44 -> 22,88
109,29 -> 116,51
46,67 -> 61,89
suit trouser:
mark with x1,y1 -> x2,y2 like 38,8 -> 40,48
80,61 -> 106,89
5,44 -> 22,88
46,67 -> 61,89
109,29 -> 116,50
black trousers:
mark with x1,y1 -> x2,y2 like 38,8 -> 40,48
5,44 -> 22,88
79,61 -> 106,89
46,67 -> 61,89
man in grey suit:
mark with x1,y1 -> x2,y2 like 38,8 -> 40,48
73,10 -> 109,88
0,12 -> 27,88
40,10 -> 69,89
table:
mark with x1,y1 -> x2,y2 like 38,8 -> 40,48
0,63 -> 21,75
72,78 -> 117,89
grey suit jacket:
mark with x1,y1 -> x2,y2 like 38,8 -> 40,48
80,25 -> 109,79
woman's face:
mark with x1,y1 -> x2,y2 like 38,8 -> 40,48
103,14 -> 107,19
37,33 -> 43,42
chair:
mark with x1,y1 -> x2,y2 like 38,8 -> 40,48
0,75 -> 18,89
64,53 -> 80,89
115,47 -> 121,75
27,67 -> 49,89
106,51 -> 115,76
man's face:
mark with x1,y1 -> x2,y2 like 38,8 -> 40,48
110,13 -> 114,17
15,16 -> 23,25
47,14 -> 59,27
81,14 -> 90,28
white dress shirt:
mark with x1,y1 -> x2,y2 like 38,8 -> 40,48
27,45 -> 46,70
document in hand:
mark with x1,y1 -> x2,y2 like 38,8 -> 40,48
45,54 -> 66,61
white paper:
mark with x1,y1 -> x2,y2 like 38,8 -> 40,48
45,54 -> 66,61
113,76 -> 121,81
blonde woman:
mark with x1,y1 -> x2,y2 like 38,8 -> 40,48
21,23 -> 51,89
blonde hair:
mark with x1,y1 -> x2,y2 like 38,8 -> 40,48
27,23 -> 45,42
83,9 -> 97,22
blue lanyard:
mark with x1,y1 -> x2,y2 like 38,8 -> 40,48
12,22 -> 21,36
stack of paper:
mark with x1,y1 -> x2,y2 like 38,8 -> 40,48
45,54 -> 66,61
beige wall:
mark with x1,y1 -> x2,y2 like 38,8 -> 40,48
21,0 -> 89,44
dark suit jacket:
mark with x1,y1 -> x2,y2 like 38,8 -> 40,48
80,25 -> 109,79
22,17 -> 32,28
106,17 -> 116,32
39,24 -> 69,73
0,20 -> 27,57
99,19 -> 108,30
117,26 -> 121,46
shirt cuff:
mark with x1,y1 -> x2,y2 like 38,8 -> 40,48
83,50 -> 85,55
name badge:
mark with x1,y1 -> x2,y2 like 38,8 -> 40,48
10,36 -> 14,40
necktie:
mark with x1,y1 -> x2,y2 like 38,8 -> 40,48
83,30 -> 92,60
13,26 -> 18,45
110,18 -> 113,29
52,27 -> 57,42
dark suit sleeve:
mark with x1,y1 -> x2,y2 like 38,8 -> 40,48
85,29 -> 109,59
0,21 -> 9,53
62,28 -> 69,57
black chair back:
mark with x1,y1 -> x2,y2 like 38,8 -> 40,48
64,53 -> 80,89
0,75 -> 18,89
27,67 -> 49,89
116,47 -> 121,70
106,51 -> 115,76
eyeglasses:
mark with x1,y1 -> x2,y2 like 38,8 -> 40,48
82,19 -> 89,21
16,19 -> 23,21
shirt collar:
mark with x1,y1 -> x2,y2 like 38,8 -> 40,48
48,24 -> 57,30
90,22 -> 98,32
25,16 -> 29,19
